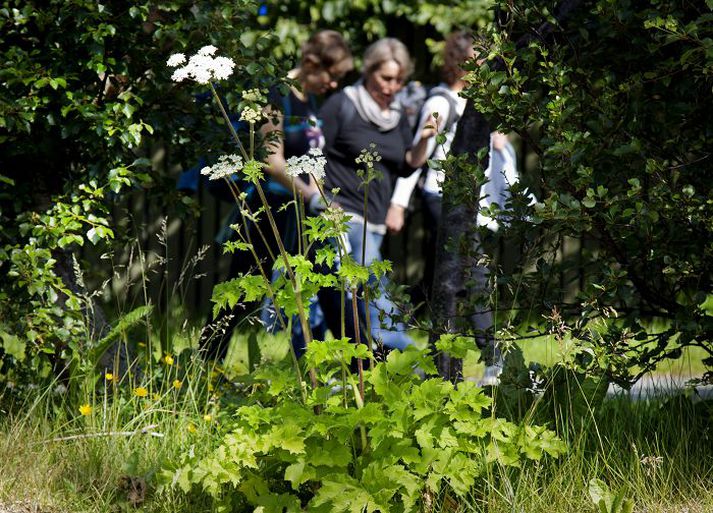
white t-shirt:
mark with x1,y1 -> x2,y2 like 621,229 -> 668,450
391,86 -> 527,232
391,85 -> 467,207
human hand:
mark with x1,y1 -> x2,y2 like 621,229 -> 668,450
385,204 -> 406,234
308,192 -> 329,214
420,113 -> 440,140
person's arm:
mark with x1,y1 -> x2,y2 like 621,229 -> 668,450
259,104 -> 318,200
386,169 -> 420,233
404,96 -> 449,169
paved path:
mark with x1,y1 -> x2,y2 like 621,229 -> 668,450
607,374 -> 713,401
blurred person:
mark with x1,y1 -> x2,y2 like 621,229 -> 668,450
385,31 -> 522,384
320,38 -> 435,352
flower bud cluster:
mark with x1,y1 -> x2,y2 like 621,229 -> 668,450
167,45 -> 235,84
240,107 -> 263,124
242,88 -> 267,104
355,144 -> 382,167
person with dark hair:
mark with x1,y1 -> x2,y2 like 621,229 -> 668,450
261,30 -> 354,201
385,31 -> 524,385
320,38 -> 435,352
255,30 -> 358,356
201,30 -> 355,360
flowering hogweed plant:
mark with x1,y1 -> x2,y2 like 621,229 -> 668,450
159,42 -> 567,512
167,45 -> 235,84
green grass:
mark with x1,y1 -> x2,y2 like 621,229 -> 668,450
2,331 -> 711,513
515,335 -> 709,377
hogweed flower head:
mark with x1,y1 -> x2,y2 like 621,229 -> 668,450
168,45 -> 235,84
285,147 -> 326,181
355,143 -> 383,184
197,45 -> 217,56
355,143 -> 382,166
201,154 -> 244,180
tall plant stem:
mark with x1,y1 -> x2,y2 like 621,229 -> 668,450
312,177 -> 347,338
221,172 -> 305,398
253,180 -> 317,389
351,284 -> 365,401
209,84 -> 249,161
208,86 -> 309,392
291,180 -> 303,256
360,184 -> 375,368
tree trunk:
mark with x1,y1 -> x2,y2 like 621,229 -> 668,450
430,102 -> 492,381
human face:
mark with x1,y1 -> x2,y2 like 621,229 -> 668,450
364,60 -> 404,110
302,61 -> 350,95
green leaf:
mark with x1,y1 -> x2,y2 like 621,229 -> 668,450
434,334 -> 472,359
284,460 -> 316,490
582,197 -> 596,208
86,227 -> 101,245
0,328 -> 26,361
311,475 -> 383,513
588,479 -> 612,512
90,305 -> 153,366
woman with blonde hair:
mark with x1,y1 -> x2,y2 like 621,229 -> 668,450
320,38 -> 433,351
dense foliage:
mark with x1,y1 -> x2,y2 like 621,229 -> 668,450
465,0 -> 713,384
0,0 -> 290,383
164,339 -> 564,512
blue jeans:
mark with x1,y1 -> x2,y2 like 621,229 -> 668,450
346,220 -> 414,351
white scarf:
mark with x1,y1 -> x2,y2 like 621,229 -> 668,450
344,81 -> 402,132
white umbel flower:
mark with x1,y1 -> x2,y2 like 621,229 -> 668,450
285,147 -> 326,181
200,154 -> 244,180
167,46 -> 235,84
166,53 -> 186,67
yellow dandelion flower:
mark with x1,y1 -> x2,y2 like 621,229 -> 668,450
173,379 -> 182,389
207,383 -> 214,392
164,354 -> 174,366
203,414 -> 212,422
134,386 -> 148,398
79,403 -> 93,416
152,393 -> 161,401
187,423 -> 196,433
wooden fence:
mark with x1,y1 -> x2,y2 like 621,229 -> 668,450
96,137 -> 588,322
